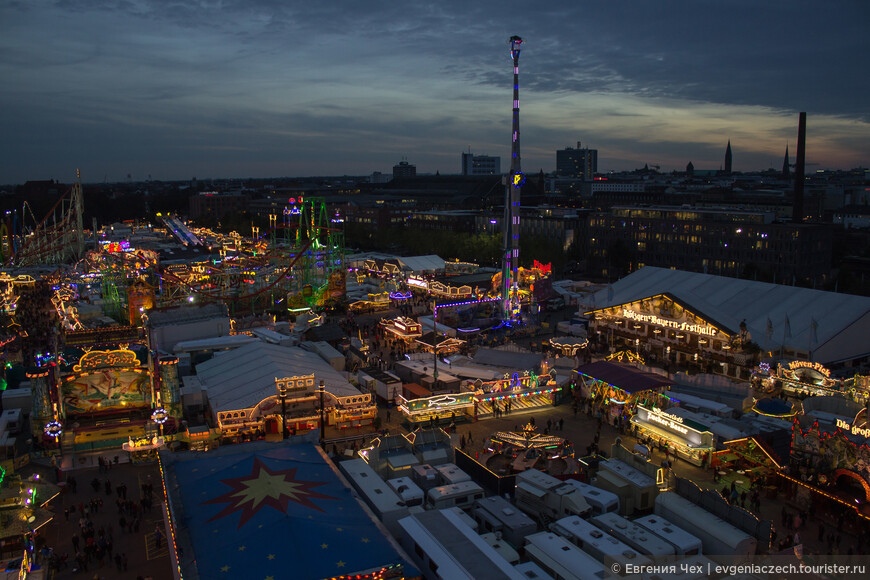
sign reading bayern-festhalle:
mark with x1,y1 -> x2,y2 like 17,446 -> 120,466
836,418 -> 870,439
621,308 -> 719,337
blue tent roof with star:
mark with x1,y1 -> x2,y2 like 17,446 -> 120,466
160,437 -> 413,580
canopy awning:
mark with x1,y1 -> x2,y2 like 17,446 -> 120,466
575,361 -> 672,394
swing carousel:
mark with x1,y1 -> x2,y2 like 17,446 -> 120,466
483,422 -> 576,475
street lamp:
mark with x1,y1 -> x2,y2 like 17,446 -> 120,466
318,380 -> 326,447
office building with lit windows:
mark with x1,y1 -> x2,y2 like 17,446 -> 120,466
556,142 -> 598,179
586,205 -> 832,284
461,153 -> 501,176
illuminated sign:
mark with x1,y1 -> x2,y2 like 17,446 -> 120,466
99,240 -> 132,253
836,418 -> 870,439
788,361 -> 831,378
400,392 -> 476,414
532,260 -> 552,275
276,374 -> 315,396
622,308 -> 718,337
644,407 -> 689,435
73,349 -> 139,372
407,277 -> 429,289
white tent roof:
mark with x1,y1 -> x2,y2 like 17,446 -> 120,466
397,255 -> 445,273
195,341 -> 361,413
587,266 -> 870,363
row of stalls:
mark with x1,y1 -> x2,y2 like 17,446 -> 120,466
395,378 -> 565,428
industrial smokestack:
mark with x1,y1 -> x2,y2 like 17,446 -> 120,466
792,112 -> 806,223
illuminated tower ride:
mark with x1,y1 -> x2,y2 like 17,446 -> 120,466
502,35 -> 524,319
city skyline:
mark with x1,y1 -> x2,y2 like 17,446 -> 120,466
1,0 -> 868,185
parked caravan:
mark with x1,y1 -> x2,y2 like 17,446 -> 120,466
426,481 -> 485,510
472,495 -> 537,549
654,492 -> 756,560
524,531 -> 615,580
595,459 -> 658,515
387,476 -> 425,507
515,469 -> 591,523
633,514 -> 702,556
435,462 -> 471,486
562,480 -> 620,516
397,509 -> 530,580
411,463 -> 440,492
444,506 -> 479,531
479,532 -> 521,565
549,515 -> 652,574
513,561 -> 554,580
590,512 -> 676,557
338,458 -> 409,536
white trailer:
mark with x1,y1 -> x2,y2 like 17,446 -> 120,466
339,458 -> 409,537
524,531 -> 615,580
654,492 -> 756,561
387,476 -> 425,507
472,495 -> 537,549
549,515 -> 652,574
633,514 -> 703,556
561,479 -> 620,516
515,469 -> 591,523
426,481 -> 485,510
435,462 -> 471,486
590,512 -> 676,557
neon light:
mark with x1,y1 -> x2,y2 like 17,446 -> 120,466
788,360 -> 831,377
152,408 -> 168,425
836,418 -> 870,438
44,421 -> 62,438
622,308 -> 719,336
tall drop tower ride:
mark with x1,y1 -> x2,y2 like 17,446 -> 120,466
502,35 -> 524,319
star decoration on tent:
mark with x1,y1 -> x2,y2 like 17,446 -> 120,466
203,457 -> 336,528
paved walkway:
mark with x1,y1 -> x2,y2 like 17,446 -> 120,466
27,458 -> 172,579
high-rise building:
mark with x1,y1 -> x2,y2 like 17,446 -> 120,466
556,142 -> 598,179
461,152 -> 501,176
392,160 -> 416,180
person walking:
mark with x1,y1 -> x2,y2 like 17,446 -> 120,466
154,525 -> 163,549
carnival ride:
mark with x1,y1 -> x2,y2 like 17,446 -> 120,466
484,422 -> 575,474
2,173 -> 85,267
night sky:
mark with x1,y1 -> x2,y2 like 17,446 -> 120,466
2,0 -> 868,184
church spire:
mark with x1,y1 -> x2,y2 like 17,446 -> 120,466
782,144 -> 790,180
724,140 -> 732,174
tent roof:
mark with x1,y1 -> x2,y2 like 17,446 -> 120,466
587,266 -> 870,361
575,361 -> 672,394
161,440 -> 413,580
195,341 -> 360,412
397,255 -> 445,273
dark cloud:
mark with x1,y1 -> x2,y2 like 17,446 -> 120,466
0,0 -> 867,183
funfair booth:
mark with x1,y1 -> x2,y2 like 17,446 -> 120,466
573,361 -> 672,418
37,327 -> 182,454
631,405 -> 715,466
785,410 -> 870,523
